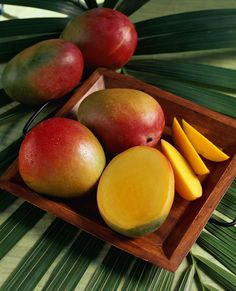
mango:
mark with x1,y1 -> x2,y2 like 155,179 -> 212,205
172,118 -> 209,175
19,117 -> 106,197
161,139 -> 202,201
97,146 -> 174,237
2,39 -> 84,105
182,119 -> 229,162
77,88 -> 165,155
60,8 -> 137,69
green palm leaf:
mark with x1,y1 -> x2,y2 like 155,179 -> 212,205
116,0 -> 151,16
42,232 -> 104,291
126,59 -> 236,91
0,190 -> 17,213
0,18 -> 69,37
0,33 -> 60,61
135,9 -> 236,37
0,219 -> 78,291
84,0 -> 98,9
0,90 -> 12,107
124,68 -> 236,117
0,202 -> 45,259
194,255 -> 236,290
178,264 -> 195,291
103,0 -> 119,8
197,231 -> 236,274
136,28 -> 236,55
1,0 -> 84,17
85,248 -> 134,291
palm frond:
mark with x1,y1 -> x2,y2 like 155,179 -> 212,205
126,59 -> 236,91
193,255 -> 236,291
0,89 -> 13,107
0,190 -> 17,213
0,33 -> 60,61
0,202 -> 45,259
124,68 -> 236,117
136,29 -> 236,55
0,18 -> 69,37
0,104 -> 31,122
121,259 -> 159,290
116,0 -> 151,16
85,248 -> 134,290
1,0 -> 84,17
178,264 -> 195,291
102,0 -> 119,8
197,231 -> 236,275
0,219 -> 78,290
205,215 -> 236,247
135,9 -> 236,37
84,0 -> 98,9
42,232 -> 104,291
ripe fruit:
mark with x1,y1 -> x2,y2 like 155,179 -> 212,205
60,8 -> 137,69
182,119 -> 229,162
19,117 -> 106,197
172,118 -> 209,175
97,146 -> 174,237
2,39 -> 84,105
161,139 -> 202,201
77,88 -> 165,155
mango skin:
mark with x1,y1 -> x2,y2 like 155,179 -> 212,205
19,117 -> 106,197
60,8 -> 137,69
77,88 -> 165,155
2,39 -> 84,105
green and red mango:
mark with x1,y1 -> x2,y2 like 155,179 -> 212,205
2,39 -> 84,105
19,117 -> 106,197
61,8 -> 137,69
77,88 -> 165,155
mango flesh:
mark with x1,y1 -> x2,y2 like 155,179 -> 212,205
182,119 -> 230,162
97,146 -> 174,237
2,39 -> 84,105
77,88 -> 165,155
161,139 -> 202,201
60,8 -> 137,69
19,117 -> 106,197
172,118 -> 209,175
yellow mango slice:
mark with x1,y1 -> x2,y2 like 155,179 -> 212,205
161,139 -> 202,201
182,120 -> 230,162
172,117 -> 209,175
97,146 -> 175,237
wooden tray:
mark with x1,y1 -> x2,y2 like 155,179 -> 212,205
1,68 -> 236,272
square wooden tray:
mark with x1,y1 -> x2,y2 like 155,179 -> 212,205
1,68 -> 235,272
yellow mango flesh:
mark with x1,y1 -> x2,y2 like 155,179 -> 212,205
182,120 -> 229,162
161,139 -> 202,201
172,118 -> 209,175
97,146 -> 174,237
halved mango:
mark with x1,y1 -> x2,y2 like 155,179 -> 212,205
172,118 -> 209,175
161,139 -> 202,201
97,146 -> 175,237
182,120 -> 229,162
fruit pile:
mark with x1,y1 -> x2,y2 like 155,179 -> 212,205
1,8 -> 230,238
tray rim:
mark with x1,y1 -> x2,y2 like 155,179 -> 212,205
1,68 -> 236,272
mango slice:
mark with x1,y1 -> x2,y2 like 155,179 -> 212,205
172,117 -> 209,175
161,139 -> 202,201
182,120 -> 230,162
97,146 -> 175,237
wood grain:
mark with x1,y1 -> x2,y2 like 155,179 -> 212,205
1,68 -> 235,271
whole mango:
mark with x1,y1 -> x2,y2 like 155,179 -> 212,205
2,39 -> 84,105
77,88 -> 165,155
60,8 -> 137,70
19,117 -> 106,197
